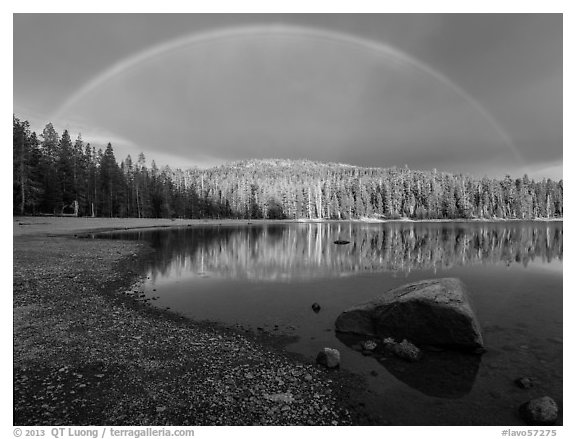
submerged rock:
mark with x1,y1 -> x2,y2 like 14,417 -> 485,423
519,396 -> 558,425
362,340 -> 378,351
390,339 -> 422,362
515,377 -> 536,389
382,337 -> 396,347
311,303 -> 321,313
336,332 -> 481,399
335,278 -> 484,351
383,349 -> 480,398
316,348 -> 341,369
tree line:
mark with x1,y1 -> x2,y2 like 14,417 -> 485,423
13,116 -> 563,220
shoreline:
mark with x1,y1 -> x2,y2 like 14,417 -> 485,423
13,223 -> 362,425
13,215 -> 563,238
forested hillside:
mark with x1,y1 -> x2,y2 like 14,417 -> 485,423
13,116 -> 563,220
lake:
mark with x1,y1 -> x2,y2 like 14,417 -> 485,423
96,221 -> 562,425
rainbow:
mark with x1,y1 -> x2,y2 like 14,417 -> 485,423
52,24 -> 522,163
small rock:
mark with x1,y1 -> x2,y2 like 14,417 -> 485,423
156,406 -> 166,413
519,396 -> 558,425
334,240 -> 350,245
370,370 -> 378,377
362,340 -> 378,351
316,348 -> 341,368
515,377 -> 536,389
304,374 -> 313,382
245,372 -> 254,379
391,339 -> 422,362
382,337 -> 396,346
311,303 -> 321,313
264,392 -> 295,404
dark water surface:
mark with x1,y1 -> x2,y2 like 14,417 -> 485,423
97,221 -> 562,425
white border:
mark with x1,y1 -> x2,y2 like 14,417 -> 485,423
5,2 -> 571,437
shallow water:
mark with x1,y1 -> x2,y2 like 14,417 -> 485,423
97,221 -> 562,425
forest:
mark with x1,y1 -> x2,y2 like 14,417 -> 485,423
13,116 -> 563,220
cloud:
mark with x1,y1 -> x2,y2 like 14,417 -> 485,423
50,31 -> 523,176
13,15 -> 561,179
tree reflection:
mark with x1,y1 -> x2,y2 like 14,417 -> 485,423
103,222 -> 562,281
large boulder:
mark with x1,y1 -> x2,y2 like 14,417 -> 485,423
335,278 -> 484,350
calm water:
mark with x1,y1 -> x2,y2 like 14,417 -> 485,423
97,221 -> 562,425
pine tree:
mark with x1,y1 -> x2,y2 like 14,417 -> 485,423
57,130 -> 76,213
13,116 -> 41,214
38,123 -> 62,214
99,143 -> 120,217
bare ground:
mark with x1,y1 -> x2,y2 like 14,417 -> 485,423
13,218 -> 360,425
13,216 -> 297,237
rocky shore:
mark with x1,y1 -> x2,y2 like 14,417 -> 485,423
13,227 -> 354,425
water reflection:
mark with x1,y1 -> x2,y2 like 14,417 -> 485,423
336,333 -> 482,398
101,222 -> 562,281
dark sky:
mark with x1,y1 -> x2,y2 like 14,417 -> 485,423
13,14 -> 562,179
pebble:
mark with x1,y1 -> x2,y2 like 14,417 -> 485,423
515,377 -> 536,389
